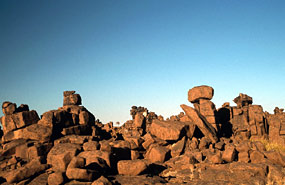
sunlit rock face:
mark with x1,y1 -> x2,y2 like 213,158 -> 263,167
0,87 -> 284,184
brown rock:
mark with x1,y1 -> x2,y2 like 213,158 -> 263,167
142,133 -> 155,150
149,119 -> 186,141
250,150 -> 266,164
83,141 -> 100,151
63,91 -> 82,106
207,151 -> 222,164
188,85 -> 214,103
264,151 -> 285,167
0,110 -> 40,134
233,93 -> 253,108
91,176 -> 112,185
145,145 -> 170,163
238,151 -> 249,163
5,158 -> 48,183
117,160 -> 147,175
2,123 -> 52,143
133,113 -> 145,128
222,145 -> 237,163
171,137 -> 186,158
66,167 -> 93,181
198,99 -> 218,131
48,172 -> 65,185
181,104 -> 218,143
131,150 -> 140,160
78,150 -> 111,168
47,143 -> 81,172
2,101 -> 16,115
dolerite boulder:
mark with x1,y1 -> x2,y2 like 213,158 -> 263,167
2,123 -> 52,143
47,143 -> 81,172
63,90 -> 82,106
188,85 -> 214,103
2,101 -> 17,115
0,110 -> 40,134
38,91 -> 95,139
233,93 -> 253,108
117,159 -> 148,175
1,86 -> 285,184
5,158 -> 48,183
149,119 -> 186,141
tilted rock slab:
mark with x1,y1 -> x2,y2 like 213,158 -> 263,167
180,104 -> 218,143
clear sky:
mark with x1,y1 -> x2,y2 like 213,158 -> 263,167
1,0 -> 285,124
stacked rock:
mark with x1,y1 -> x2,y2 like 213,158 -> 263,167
38,91 -> 96,139
180,85 -> 218,143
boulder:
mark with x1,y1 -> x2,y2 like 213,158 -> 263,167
2,124 -> 52,143
149,119 -> 186,141
83,141 -> 100,151
117,160 -> 147,175
48,172 -> 65,185
233,93 -> 253,108
133,113 -> 145,128
78,150 -> 112,168
47,143 -> 81,172
145,145 -> 170,163
0,110 -> 40,134
91,176 -> 112,185
250,150 -> 267,164
2,101 -> 16,115
66,157 -> 94,181
5,158 -> 48,183
171,137 -> 186,158
180,104 -> 218,143
222,145 -> 237,163
188,85 -> 214,103
63,91 -> 82,106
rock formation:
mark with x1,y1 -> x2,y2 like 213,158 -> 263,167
0,86 -> 284,185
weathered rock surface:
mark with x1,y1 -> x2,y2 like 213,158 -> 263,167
188,85 -> 214,103
181,104 -> 218,143
149,119 -> 186,141
0,87 -> 285,184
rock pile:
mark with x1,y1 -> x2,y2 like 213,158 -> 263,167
0,87 -> 284,185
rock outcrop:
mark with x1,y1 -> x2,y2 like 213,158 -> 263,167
0,87 -> 284,184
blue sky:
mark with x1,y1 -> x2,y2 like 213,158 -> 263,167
1,0 -> 285,124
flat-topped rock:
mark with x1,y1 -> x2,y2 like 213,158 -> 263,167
188,85 -> 214,103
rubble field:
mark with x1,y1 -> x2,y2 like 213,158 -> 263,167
0,86 -> 285,185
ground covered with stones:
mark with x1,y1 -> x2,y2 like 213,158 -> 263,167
0,86 -> 285,185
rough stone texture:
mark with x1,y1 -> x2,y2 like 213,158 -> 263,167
234,93 -> 253,108
47,143 -> 81,172
1,87 -> 285,185
48,172 -> 65,185
222,145 -> 237,163
5,158 -> 48,183
0,110 -> 40,134
149,119 -> 186,141
198,99 -> 218,131
91,176 -> 112,185
188,85 -> 214,103
2,101 -> 17,115
78,150 -> 111,168
181,104 -> 218,143
268,112 -> 285,145
171,137 -> 186,158
63,91 -> 82,106
117,160 -> 147,175
145,145 -> 170,163
2,123 -> 52,143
